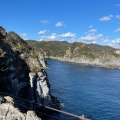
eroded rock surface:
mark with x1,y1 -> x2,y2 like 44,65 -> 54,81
0,103 -> 41,120
0,27 -> 58,120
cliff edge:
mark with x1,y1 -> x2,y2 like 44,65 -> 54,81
0,27 -> 58,119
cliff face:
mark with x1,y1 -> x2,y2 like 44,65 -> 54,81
0,27 -> 57,119
29,71 -> 52,106
27,41 -> 120,68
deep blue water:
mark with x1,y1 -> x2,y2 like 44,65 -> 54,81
46,59 -> 120,120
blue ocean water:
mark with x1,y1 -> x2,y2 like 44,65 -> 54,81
46,59 -> 120,120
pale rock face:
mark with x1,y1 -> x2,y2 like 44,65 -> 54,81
4,96 -> 14,104
28,58 -> 40,71
37,72 -> 44,78
29,73 -> 36,100
115,50 -> 120,55
29,72 -> 52,105
29,73 -> 36,88
0,103 -> 41,120
36,72 -> 51,105
28,53 -> 46,71
38,53 -> 46,68
0,103 -> 26,120
26,111 -> 41,120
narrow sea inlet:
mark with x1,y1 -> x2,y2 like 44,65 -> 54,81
46,59 -> 120,120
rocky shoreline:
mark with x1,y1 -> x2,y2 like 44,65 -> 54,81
26,41 -> 120,69
0,102 -> 41,120
45,56 -> 120,69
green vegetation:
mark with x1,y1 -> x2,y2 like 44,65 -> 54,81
27,40 -> 120,60
0,48 -> 6,57
27,40 -> 70,57
35,67 -> 44,72
70,42 -> 103,59
16,45 -> 23,51
8,31 -> 31,53
32,67 -> 44,73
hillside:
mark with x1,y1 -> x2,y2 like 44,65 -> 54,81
27,40 -> 70,57
27,40 -> 120,68
0,27 -> 59,119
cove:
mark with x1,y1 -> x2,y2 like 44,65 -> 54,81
46,58 -> 120,120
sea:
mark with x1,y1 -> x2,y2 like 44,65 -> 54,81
46,58 -> 120,120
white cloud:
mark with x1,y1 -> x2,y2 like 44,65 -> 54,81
38,30 -> 47,35
20,33 -> 28,40
39,32 -> 76,42
48,34 -> 57,40
89,29 -> 97,33
60,32 -> 76,38
55,21 -> 64,27
20,33 -> 27,37
115,28 -> 120,32
99,15 -> 112,21
89,25 -> 93,28
40,20 -> 49,24
79,34 -> 103,43
103,39 -> 120,48
116,15 -> 120,19
40,33 -> 58,41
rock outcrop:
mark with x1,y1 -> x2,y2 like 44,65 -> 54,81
29,71 -> 52,106
0,96 -> 41,120
0,103 -> 41,120
0,26 -> 58,119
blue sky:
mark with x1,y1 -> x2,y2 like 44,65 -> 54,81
0,0 -> 120,48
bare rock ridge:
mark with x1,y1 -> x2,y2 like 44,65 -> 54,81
27,40 -> 120,68
0,26 -> 58,119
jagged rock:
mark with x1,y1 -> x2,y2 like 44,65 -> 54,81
26,111 -> 41,120
0,103 -> 25,120
0,103 -> 41,120
4,96 -> 14,104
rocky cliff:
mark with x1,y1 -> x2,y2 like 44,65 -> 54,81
0,27 -> 58,119
27,41 -> 120,68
